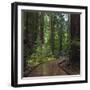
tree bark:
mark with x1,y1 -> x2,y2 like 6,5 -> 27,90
70,14 -> 80,65
50,14 -> 55,55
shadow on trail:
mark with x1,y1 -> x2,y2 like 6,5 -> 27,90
24,56 -> 80,77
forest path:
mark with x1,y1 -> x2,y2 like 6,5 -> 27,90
27,59 -> 69,77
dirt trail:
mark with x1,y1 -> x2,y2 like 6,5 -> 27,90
27,60 -> 68,77
24,57 -> 80,77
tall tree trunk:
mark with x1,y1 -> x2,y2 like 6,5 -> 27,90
40,13 -> 44,44
23,12 -> 28,69
58,14 -> 63,55
70,14 -> 80,66
50,14 -> 55,55
23,11 -> 39,70
59,25 -> 62,53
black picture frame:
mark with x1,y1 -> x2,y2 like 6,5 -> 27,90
11,2 -> 88,87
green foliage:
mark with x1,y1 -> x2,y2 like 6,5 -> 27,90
23,11 -> 72,67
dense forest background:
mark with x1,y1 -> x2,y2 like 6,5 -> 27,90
22,10 -> 80,77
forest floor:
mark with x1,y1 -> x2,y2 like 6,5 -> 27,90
24,57 -> 80,77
